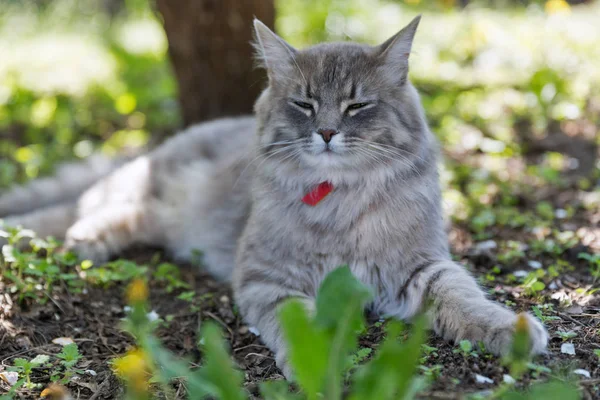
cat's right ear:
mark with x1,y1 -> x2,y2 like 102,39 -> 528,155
253,19 -> 297,81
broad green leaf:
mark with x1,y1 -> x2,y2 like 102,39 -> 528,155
196,322 -> 246,400
145,336 -> 214,397
260,380 -> 302,400
315,266 -> 373,399
500,381 -> 580,400
315,266 -> 372,330
279,299 -> 329,400
57,343 -> 81,367
349,316 -> 428,400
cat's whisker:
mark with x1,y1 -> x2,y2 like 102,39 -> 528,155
233,144 -> 303,190
350,145 -> 423,177
349,137 -> 431,165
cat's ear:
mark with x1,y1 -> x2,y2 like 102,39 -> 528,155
377,15 -> 421,82
253,19 -> 297,81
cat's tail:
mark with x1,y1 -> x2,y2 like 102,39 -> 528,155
0,154 -> 129,218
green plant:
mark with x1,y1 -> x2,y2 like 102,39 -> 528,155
111,267 -> 586,400
10,355 -> 50,389
0,227 -> 82,304
53,344 -> 83,383
579,252 -> 600,281
555,331 -> 577,341
153,263 -> 190,293
521,271 -> 546,297
453,340 -> 478,358
531,305 -> 561,324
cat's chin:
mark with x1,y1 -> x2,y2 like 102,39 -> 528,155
301,151 -> 352,170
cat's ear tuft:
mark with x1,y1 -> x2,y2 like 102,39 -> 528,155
377,15 -> 421,81
252,19 -> 297,80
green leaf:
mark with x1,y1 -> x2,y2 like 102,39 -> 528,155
349,316 -> 428,400
279,299 -> 329,400
260,380 -> 302,400
57,343 -> 81,367
459,340 -> 472,354
280,266 -> 373,400
500,381 -> 579,400
145,336 -> 215,397
196,322 -> 246,400
314,266 -> 372,330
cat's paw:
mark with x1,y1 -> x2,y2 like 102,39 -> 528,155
275,351 -> 293,379
482,312 -> 548,356
64,224 -> 111,266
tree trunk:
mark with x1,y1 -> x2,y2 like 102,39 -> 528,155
156,0 -> 275,126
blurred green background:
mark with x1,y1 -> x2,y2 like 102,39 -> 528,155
1,0 -> 598,240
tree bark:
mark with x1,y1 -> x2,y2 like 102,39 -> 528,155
156,0 -> 275,126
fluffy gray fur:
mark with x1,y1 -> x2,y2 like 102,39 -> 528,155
0,17 -> 547,376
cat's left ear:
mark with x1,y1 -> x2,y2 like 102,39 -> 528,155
253,19 -> 298,82
377,15 -> 421,82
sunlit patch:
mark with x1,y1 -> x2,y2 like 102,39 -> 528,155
0,35 -> 116,97
116,18 -> 168,57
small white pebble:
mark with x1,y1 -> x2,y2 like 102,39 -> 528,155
561,343 -> 575,355
513,270 -> 528,278
220,295 -> 230,303
573,369 -> 590,378
548,282 -> 558,290
0,371 -> 19,386
52,337 -> 75,346
552,291 -> 569,301
555,209 -> 568,219
527,260 -> 542,269
503,374 -> 516,384
85,369 -> 97,376
82,288 -> 88,295
147,310 -> 159,322
248,327 -> 261,336
475,374 -> 494,384
124,306 -> 132,312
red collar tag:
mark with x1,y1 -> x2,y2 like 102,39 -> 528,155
302,182 -> 334,206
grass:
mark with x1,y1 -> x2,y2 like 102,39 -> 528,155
1,0 -> 600,398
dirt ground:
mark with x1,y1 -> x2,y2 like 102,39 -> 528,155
1,211 -> 599,400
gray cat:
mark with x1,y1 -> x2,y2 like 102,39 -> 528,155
0,17 -> 547,376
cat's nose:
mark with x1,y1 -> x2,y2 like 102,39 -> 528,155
318,129 -> 338,143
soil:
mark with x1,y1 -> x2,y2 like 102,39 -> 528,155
1,130 -> 599,399
1,220 -> 599,400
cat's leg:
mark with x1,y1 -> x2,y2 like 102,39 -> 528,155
233,263 -> 315,377
395,260 -> 548,355
64,203 -> 160,265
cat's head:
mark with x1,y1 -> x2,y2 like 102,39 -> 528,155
253,17 -> 430,181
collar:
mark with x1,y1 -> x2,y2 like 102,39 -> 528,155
301,181 -> 334,206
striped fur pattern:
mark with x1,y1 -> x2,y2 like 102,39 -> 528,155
0,18 -> 547,376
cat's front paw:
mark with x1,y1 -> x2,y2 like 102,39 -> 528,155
482,312 -> 548,356
64,224 -> 111,266
273,349 -> 295,379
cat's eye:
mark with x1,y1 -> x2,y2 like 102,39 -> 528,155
293,101 -> 314,110
347,102 -> 370,111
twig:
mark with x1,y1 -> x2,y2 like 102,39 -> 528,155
203,311 -> 234,337
244,352 -> 273,360
234,343 -> 268,353
1,344 -> 53,366
88,376 -> 111,400
558,312 -> 588,328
